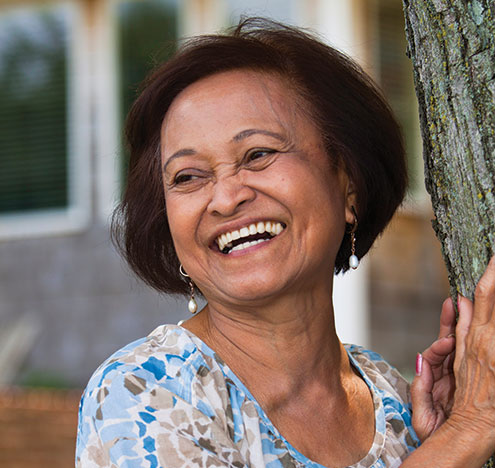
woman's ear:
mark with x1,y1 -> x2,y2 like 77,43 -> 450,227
344,180 -> 357,225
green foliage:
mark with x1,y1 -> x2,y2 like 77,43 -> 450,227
19,369 -> 72,389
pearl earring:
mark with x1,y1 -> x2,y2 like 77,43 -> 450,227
349,207 -> 359,270
179,265 -> 198,314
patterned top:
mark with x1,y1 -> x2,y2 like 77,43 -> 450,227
76,324 -> 419,468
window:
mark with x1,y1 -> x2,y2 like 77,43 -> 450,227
0,3 -> 90,238
117,0 -> 178,182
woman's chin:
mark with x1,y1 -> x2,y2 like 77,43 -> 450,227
203,276 -> 292,306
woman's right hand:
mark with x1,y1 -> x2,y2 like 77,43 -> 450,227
447,256 -> 495,443
403,257 -> 495,467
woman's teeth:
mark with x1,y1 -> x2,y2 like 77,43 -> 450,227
216,221 -> 284,253
230,237 -> 271,252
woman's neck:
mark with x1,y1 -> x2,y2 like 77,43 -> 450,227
183,284 -> 353,406
183,283 -> 376,468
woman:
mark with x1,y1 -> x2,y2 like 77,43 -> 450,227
76,19 -> 495,467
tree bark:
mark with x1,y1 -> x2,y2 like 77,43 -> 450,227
403,0 -> 495,466
402,0 -> 495,298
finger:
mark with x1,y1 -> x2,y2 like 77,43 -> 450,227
422,336 -> 456,381
422,336 -> 456,367
472,255 -> 495,326
411,355 -> 434,441
442,349 -> 455,373
437,297 -> 456,340
454,294 -> 474,367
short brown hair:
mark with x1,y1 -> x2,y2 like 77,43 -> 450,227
112,18 -> 407,295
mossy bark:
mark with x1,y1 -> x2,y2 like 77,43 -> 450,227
402,0 -> 495,298
403,1 -> 495,466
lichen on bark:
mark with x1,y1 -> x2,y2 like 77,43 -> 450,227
403,1 -> 495,466
402,0 -> 495,301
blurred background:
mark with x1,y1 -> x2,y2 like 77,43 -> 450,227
0,0 -> 448,466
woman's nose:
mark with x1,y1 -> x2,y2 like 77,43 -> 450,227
207,174 -> 256,216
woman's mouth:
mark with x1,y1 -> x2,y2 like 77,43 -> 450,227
216,221 -> 286,254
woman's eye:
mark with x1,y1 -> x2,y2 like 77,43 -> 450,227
169,169 -> 210,190
173,173 -> 196,185
247,149 -> 275,162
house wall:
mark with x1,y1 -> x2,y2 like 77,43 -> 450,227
0,0 -> 450,388
0,225 -> 188,387
369,210 -> 450,378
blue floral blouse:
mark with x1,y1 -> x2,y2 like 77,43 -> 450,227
76,324 -> 419,467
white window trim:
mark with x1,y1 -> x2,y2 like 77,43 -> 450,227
95,0 -> 121,224
178,0 -> 227,37
95,0 -> 230,226
0,0 -> 91,240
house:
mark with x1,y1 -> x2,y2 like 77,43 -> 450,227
0,0 -> 448,389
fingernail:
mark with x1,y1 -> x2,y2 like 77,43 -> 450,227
457,294 -> 461,310
416,353 -> 423,376
440,333 -> 456,341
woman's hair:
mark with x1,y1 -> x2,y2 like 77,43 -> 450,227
112,18 -> 407,295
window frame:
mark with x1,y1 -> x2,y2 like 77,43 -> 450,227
0,0 -> 92,240
95,0 -> 121,224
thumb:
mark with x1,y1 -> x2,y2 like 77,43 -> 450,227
411,354 -> 435,441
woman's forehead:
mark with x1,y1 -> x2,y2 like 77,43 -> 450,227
160,70 -> 311,146
167,71 -> 289,116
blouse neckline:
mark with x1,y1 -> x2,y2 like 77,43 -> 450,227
172,324 -> 386,468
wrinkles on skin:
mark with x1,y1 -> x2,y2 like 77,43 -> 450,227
186,284 -> 349,410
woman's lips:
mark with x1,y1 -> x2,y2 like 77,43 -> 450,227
216,221 -> 285,254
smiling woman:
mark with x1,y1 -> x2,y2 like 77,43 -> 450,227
76,18 -> 495,468
161,69 -> 352,303
110,18 -> 407,298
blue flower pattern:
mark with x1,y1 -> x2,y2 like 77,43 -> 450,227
76,325 -> 419,467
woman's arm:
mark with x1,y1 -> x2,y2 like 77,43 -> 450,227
76,352 -> 247,468
404,256 -> 495,467
76,375 -> 244,468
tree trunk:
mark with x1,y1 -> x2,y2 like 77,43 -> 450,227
402,0 -> 495,465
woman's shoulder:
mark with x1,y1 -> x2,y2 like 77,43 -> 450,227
77,325 -> 246,466
77,324 -> 234,442
345,343 -> 410,406
345,344 -> 420,458
81,324 -> 227,406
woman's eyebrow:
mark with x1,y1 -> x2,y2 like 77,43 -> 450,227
163,130 -> 287,172
232,128 -> 286,143
162,148 -> 196,173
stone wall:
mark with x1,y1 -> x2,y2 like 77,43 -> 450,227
0,210 -> 450,387
0,224 -> 188,388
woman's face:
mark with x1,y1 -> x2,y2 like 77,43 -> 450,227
161,70 -> 356,305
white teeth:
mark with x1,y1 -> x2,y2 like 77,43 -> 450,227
216,221 -> 285,252
230,238 -> 269,252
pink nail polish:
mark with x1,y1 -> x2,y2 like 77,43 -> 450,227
416,353 -> 423,376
